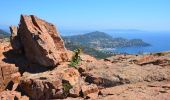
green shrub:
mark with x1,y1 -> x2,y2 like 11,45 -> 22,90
62,81 -> 73,97
69,48 -> 82,69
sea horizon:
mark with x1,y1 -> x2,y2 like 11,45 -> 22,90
60,30 -> 170,54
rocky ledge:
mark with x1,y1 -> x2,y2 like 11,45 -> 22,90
0,15 -> 170,100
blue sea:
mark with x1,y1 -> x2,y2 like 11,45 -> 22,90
61,29 -> 170,54
105,31 -> 170,54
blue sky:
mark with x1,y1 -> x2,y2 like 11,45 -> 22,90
0,0 -> 170,32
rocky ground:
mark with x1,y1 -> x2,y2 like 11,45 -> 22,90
0,15 -> 170,100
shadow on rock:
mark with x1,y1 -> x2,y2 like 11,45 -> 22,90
2,49 -> 51,74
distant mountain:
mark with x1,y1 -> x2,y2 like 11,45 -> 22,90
0,29 -> 10,39
63,31 -> 150,49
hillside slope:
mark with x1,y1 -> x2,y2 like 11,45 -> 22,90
63,31 -> 150,49
0,29 -> 9,39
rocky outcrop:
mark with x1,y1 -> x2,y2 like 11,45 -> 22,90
0,90 -> 29,100
81,84 -> 99,99
136,55 -> 170,66
0,64 -> 20,92
0,42 -> 20,92
99,81 -> 170,100
105,53 -> 170,67
82,59 -> 170,87
20,72 -> 64,99
19,66 -> 82,100
10,26 -> 22,52
11,15 -> 68,67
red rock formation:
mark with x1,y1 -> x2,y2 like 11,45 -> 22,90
19,67 -> 81,99
81,84 -> 99,98
99,81 -> 170,100
11,15 -> 68,67
0,42 -> 20,92
0,90 -> 29,100
10,26 -> 22,52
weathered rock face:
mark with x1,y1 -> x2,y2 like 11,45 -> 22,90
81,84 -> 99,99
0,90 -> 29,100
10,26 -> 22,52
19,67 -> 82,100
0,64 -> 20,92
0,42 -> 20,92
11,15 -> 68,67
81,59 -> 170,87
20,72 -> 63,99
99,81 -> 170,100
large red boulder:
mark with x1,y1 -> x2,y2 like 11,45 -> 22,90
11,15 -> 68,67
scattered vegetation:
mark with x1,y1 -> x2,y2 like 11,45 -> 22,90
62,80 -> 73,97
69,48 -> 82,69
154,52 -> 166,56
65,43 -> 113,59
